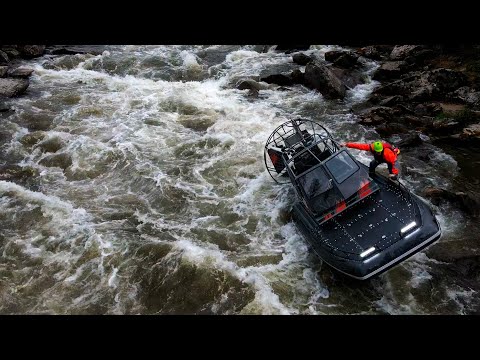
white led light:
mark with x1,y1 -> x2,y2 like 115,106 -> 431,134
363,253 -> 380,264
360,247 -> 376,258
400,221 -> 417,234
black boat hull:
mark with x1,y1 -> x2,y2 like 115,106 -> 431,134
292,173 -> 442,280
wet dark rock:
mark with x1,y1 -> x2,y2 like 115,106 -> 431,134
429,119 -> 461,135
292,53 -> 312,66
0,103 -> 11,112
0,78 -> 29,97
236,79 -> 269,91
456,123 -> 480,142
304,61 -> 347,99
20,131 -> 46,147
196,45 -> 242,66
331,67 -> 365,89
358,45 -> 394,60
428,68 -> 467,94
424,186 -> 480,217
373,61 -> 408,81
246,88 -> 259,98
379,95 -> 404,107
325,51 -> 359,69
449,86 -> 480,108
0,50 -> 9,64
36,137 -> 65,153
290,69 -> 305,85
402,114 -> 433,128
0,165 -> 38,181
252,45 -> 273,53
17,45 -> 46,58
260,73 -> 294,86
39,152 -> 73,169
373,68 -> 467,102
259,63 -> 298,86
0,66 -> 8,78
18,112 -> 54,131
7,67 -> 34,78
358,106 -> 397,125
46,45 -> 105,56
375,122 -> 409,136
390,45 -> 423,60
1,46 -> 20,58
275,45 -> 310,53
395,132 -> 425,148
414,103 -> 442,116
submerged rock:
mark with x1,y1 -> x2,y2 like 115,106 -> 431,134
39,152 -> 73,169
0,165 -> 38,181
20,131 -> 47,147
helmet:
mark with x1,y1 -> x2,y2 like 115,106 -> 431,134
372,141 -> 383,152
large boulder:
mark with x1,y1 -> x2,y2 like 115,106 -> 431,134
449,87 -> 480,108
39,152 -> 72,169
0,78 -> 29,97
427,68 -> 467,94
390,45 -> 422,60
372,61 -> 408,81
46,45 -> 105,56
304,61 -> 347,99
0,165 -> 38,182
236,79 -> 270,91
259,63 -> 300,86
358,106 -> 397,125
17,45 -> 46,58
325,50 -> 359,69
424,187 -> 480,217
292,53 -> 312,66
357,45 -> 394,60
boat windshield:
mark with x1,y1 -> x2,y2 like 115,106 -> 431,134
297,166 -> 332,199
324,151 -> 359,184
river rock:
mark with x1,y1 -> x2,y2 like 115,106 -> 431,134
39,153 -> 73,169
0,66 -> 8,78
0,165 -> 38,181
20,131 -> 46,147
424,187 -> 480,217
325,51 -> 359,68
358,45 -> 394,60
0,78 -> 29,97
36,137 -> 65,153
18,45 -> 46,58
372,61 -> 408,81
0,50 -> 9,64
358,106 -> 397,125
7,67 -> 34,78
236,79 -> 270,91
292,53 -> 312,66
304,61 -> 346,99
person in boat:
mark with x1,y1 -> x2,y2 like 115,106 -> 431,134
342,140 -> 401,180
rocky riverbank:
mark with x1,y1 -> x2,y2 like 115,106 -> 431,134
239,45 -> 480,219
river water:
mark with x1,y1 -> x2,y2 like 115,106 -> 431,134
1,45 -> 479,314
